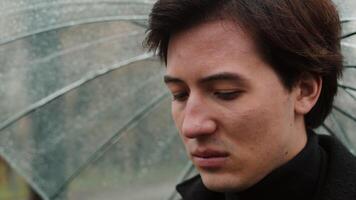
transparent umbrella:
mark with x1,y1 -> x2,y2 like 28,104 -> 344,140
316,0 -> 356,155
0,0 -> 354,200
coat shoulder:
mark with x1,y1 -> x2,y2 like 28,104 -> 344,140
176,175 -> 225,200
318,134 -> 356,199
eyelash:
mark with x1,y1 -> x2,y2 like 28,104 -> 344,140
214,91 -> 241,100
172,91 -> 241,102
172,92 -> 189,102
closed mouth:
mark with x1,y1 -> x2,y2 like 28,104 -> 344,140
191,149 -> 229,168
191,149 -> 229,158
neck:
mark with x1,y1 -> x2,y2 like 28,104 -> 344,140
285,118 -> 308,166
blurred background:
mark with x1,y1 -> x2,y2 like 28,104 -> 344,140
0,0 -> 354,200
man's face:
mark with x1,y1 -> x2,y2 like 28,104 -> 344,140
165,20 -> 306,192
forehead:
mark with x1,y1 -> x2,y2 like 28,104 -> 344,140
166,19 -> 269,82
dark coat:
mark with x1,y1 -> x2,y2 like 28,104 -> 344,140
176,135 -> 356,200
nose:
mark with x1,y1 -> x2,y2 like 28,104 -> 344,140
181,95 -> 217,139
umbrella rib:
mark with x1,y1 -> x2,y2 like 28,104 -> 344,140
131,20 -> 148,28
341,17 -> 356,23
330,113 -> 356,153
166,162 -> 195,200
344,65 -> 356,69
26,31 -> 142,68
0,15 -> 148,46
50,92 -> 169,199
321,123 -> 336,137
341,87 -> 356,101
341,31 -> 356,39
0,1 -> 153,14
341,20 -> 350,23
0,152 -> 50,200
338,84 -> 356,92
321,123 -> 355,155
0,53 -> 153,132
332,105 -> 356,122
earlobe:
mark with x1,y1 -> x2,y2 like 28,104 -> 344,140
294,74 -> 322,115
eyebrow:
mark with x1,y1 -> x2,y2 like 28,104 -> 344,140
164,72 -> 248,85
199,72 -> 248,85
164,75 -> 184,84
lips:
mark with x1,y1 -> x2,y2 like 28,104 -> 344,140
191,149 -> 229,169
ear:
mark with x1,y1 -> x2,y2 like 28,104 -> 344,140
294,74 -> 322,115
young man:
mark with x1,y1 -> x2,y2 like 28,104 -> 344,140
145,0 -> 356,199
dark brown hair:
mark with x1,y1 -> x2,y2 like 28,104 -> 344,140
144,0 -> 343,128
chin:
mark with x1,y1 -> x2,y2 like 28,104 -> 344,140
200,172 -> 251,193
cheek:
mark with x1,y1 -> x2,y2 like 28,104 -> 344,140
223,99 -> 291,153
227,106 -> 281,150
225,108 -> 268,142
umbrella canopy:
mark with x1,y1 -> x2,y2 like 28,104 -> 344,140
0,0 -> 354,200
317,0 -> 356,154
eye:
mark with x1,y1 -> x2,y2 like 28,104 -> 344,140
214,90 -> 241,100
172,91 -> 189,102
